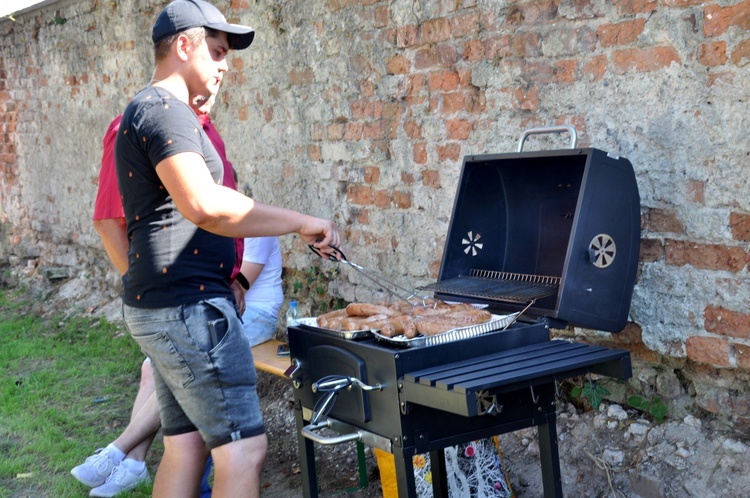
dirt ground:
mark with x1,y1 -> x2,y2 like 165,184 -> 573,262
19,273 -> 750,497
255,374 -> 750,498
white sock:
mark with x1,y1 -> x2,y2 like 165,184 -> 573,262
105,443 -> 126,462
120,458 -> 146,474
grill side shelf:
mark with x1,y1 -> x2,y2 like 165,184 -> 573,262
400,340 -> 631,417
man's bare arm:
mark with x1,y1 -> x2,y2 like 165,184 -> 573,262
155,152 -> 340,251
93,217 -> 129,275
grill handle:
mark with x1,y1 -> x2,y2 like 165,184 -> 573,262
517,125 -> 578,152
302,419 -> 361,445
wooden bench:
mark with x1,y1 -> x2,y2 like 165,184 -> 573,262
250,339 -> 290,378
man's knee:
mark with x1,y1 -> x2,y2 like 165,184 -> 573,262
212,434 -> 267,470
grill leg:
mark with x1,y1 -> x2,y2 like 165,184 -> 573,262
430,448 -> 449,498
295,409 -> 319,498
392,447 -> 417,497
538,416 -> 563,498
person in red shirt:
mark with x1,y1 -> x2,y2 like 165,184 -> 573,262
73,95 -> 244,498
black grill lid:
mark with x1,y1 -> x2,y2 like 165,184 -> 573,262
422,127 -> 640,332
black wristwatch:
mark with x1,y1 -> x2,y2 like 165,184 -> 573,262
235,272 -> 250,290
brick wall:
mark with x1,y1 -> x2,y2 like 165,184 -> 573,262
1,0 -> 749,421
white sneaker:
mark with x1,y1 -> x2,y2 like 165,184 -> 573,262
89,464 -> 150,497
70,448 -> 121,487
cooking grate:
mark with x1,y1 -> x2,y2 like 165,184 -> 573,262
419,270 -> 559,303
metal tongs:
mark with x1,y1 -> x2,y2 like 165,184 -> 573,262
308,244 -> 428,306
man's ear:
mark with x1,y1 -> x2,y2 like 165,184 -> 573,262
175,34 -> 192,62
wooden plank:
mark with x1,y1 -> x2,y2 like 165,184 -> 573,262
251,339 -> 291,378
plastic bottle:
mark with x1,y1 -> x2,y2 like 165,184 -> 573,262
286,301 -> 299,328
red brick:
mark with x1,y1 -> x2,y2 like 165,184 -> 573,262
413,142 -> 427,164
707,71 -> 735,87
362,122 -> 384,140
731,38 -> 750,65
462,39 -> 484,61
403,120 -> 422,140
483,35 -> 511,61
612,46 -> 681,73
646,208 -> 684,233
640,238 -> 664,263
686,335 -> 732,367
582,54 -> 608,81
441,93 -> 465,114
730,212 -> 750,242
513,86 -> 539,111
401,172 -> 416,184
523,62 -> 555,84
506,0 -> 559,25
698,41 -> 728,66
613,0 -> 657,15
436,143 -> 461,162
307,144 -> 322,162
421,18 -> 451,44
395,25 -> 420,48
374,190 -> 391,209
705,306 -> 750,339
446,119 -> 471,140
347,185 -> 374,205
597,19 -> 646,47
373,5 -> 388,28
386,54 -> 410,75
311,123 -> 325,141
431,70 -> 461,92
393,190 -> 412,209
343,122 -> 363,140
687,179 -> 705,204
704,0 -> 750,37
289,67 -> 315,85
553,60 -> 577,84
327,123 -> 344,140
421,170 -> 441,189
736,343 -> 750,369
465,88 -> 486,113
450,12 -> 481,39
665,239 -> 748,271
510,33 -> 542,58
363,166 -> 380,184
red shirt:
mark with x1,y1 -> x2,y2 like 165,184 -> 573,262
93,113 -> 244,280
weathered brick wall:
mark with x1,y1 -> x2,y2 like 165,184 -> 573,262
1,0 -> 748,422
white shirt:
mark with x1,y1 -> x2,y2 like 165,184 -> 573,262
242,237 -> 283,317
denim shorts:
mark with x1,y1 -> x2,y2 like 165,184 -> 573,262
240,304 -> 279,348
123,297 -> 265,450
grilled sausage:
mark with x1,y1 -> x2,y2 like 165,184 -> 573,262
346,303 -> 398,317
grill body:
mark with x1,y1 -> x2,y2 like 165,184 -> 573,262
288,139 -> 640,497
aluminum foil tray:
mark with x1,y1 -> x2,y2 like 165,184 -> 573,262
370,312 -> 520,348
296,317 -> 373,340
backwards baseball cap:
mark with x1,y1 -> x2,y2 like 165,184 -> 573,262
152,0 -> 255,50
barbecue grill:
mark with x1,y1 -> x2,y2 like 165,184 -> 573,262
285,126 -> 640,497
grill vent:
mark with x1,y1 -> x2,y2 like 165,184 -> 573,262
419,270 -> 559,303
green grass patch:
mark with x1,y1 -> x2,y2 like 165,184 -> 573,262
0,289 -> 157,497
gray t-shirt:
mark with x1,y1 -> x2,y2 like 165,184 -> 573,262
115,86 -> 234,308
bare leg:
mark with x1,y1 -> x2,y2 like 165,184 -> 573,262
152,431 -> 209,498
211,434 -> 267,498
111,359 -> 161,460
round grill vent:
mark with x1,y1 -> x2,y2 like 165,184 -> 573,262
589,234 -> 616,268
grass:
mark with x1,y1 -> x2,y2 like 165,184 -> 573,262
0,288 -> 158,497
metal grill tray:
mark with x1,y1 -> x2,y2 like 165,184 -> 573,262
296,317 -> 373,340
371,312 -> 520,348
